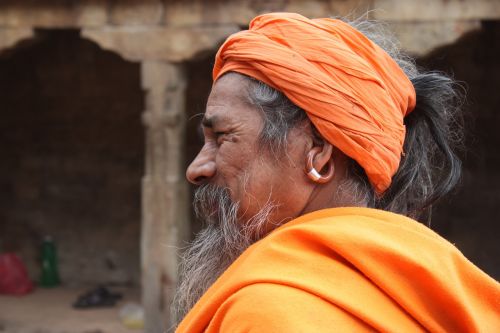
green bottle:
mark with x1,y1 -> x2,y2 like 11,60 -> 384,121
40,236 -> 60,287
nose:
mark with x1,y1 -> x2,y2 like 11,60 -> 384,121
186,147 -> 216,185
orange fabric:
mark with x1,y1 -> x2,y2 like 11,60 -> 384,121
176,207 -> 500,333
213,13 -> 417,193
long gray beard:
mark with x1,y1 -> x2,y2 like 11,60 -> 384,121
171,184 -> 276,327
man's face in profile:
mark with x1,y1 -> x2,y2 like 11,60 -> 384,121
174,73 -> 311,322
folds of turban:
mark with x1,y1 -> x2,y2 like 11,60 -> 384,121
213,12 -> 416,194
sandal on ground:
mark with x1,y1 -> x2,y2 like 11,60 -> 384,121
72,286 -> 123,309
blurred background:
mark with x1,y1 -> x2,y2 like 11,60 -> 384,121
0,1 -> 499,332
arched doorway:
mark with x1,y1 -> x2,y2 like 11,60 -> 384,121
0,29 -> 144,331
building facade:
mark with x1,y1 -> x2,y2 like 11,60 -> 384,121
1,1 -> 499,331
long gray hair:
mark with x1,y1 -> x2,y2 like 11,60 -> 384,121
245,18 -> 464,223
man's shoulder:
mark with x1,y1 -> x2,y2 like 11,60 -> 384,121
208,282 -> 373,333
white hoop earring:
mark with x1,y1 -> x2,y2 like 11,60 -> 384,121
307,168 -> 322,182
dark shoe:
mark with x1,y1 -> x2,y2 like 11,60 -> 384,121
72,286 -> 123,309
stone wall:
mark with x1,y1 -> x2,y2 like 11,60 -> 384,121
2,0 -> 500,61
0,30 -> 144,286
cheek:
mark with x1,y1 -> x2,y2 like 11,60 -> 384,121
255,158 -> 308,215
237,159 -> 283,210
214,143 -> 254,191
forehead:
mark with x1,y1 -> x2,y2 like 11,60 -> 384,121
204,73 -> 255,122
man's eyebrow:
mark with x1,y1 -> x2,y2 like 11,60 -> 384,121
201,115 -> 217,128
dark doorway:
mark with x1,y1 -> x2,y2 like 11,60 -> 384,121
0,29 -> 144,286
184,52 -> 215,237
419,21 -> 500,279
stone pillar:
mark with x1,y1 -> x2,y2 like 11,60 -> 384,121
140,61 -> 189,332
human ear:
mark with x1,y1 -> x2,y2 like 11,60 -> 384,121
304,142 -> 334,183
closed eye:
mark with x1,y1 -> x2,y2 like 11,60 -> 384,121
214,131 -> 228,145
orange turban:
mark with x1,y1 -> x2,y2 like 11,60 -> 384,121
213,13 -> 416,194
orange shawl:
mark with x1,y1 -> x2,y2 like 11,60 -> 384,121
176,208 -> 500,332
213,13 -> 416,194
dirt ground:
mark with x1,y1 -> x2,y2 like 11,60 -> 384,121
0,287 -> 144,333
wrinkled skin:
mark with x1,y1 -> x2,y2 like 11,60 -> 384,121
186,73 -> 350,231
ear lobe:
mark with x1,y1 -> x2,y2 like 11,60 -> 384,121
305,143 -> 335,183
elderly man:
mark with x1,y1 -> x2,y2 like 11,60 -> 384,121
173,13 -> 499,332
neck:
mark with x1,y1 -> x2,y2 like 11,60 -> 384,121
300,177 -> 367,216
